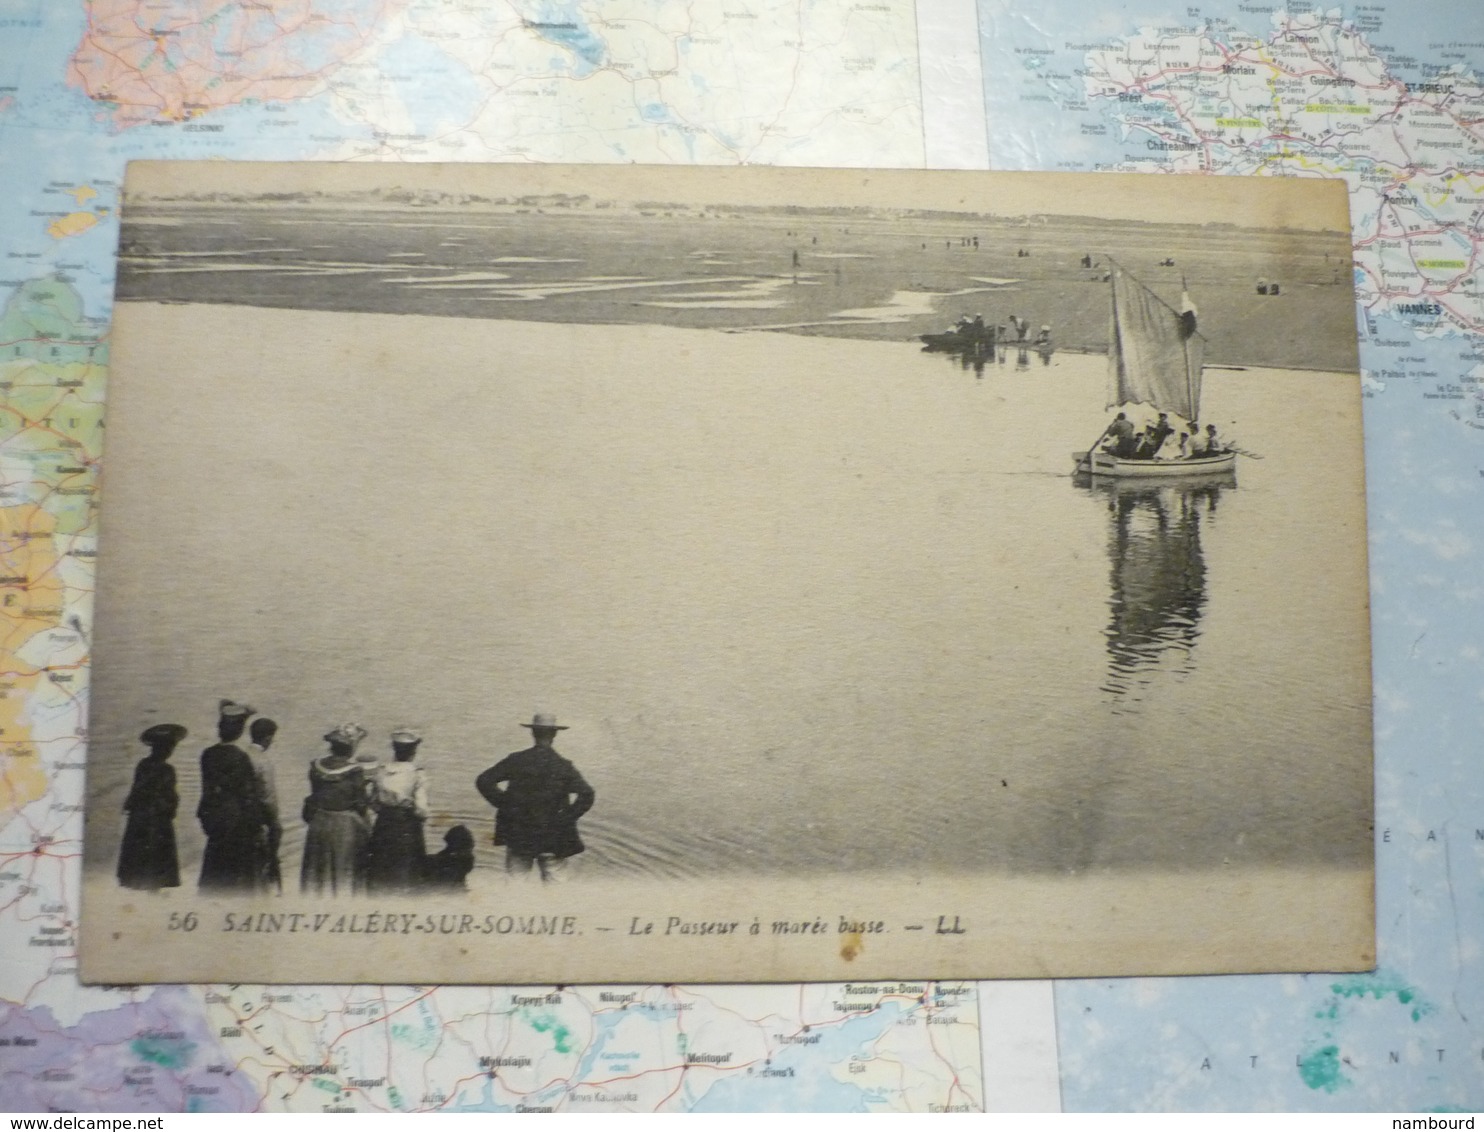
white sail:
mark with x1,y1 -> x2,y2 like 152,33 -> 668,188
1106,263 -> 1205,421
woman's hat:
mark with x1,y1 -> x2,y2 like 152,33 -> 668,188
141,723 -> 188,746
390,727 -> 422,745
218,699 -> 255,720
521,713 -> 568,731
323,722 -> 368,746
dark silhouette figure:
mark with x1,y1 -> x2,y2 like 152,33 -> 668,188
197,700 -> 268,892
425,825 -> 476,891
117,723 -> 187,891
476,713 -> 595,882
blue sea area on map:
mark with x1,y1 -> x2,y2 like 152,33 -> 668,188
1051,301 -> 1484,1110
0,2 -> 97,132
1340,5 -> 1484,84
1360,312 -> 1468,380
1057,964 -> 1480,1109
0,137 -> 119,319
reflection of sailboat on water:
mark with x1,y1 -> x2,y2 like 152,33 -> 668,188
1074,260 -> 1237,479
1093,474 -> 1233,701
922,338 -> 1054,377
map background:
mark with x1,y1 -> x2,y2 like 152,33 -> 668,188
0,0 -> 1480,1112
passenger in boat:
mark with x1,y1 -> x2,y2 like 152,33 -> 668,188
1034,325 -> 1051,346
1177,431 -> 1192,458
1135,413 -> 1174,459
1106,412 -> 1137,457
971,313 -> 986,335
1204,423 -> 1225,453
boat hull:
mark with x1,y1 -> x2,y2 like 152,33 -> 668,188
1073,450 -> 1238,478
919,331 -> 994,351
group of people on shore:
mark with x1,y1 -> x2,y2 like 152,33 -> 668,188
1101,412 -> 1228,461
115,702 -> 596,896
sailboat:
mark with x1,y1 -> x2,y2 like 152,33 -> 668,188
1073,262 -> 1237,479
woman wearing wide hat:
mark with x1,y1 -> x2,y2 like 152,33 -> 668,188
364,727 -> 431,894
300,723 -> 372,896
117,723 -> 187,891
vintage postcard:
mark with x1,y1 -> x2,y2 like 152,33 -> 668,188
80,162 -> 1374,984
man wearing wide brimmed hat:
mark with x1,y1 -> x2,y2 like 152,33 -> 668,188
197,699 -> 270,892
475,714 -> 596,882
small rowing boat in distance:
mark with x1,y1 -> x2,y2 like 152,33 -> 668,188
920,329 -> 995,351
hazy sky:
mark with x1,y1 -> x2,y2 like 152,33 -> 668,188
125,159 -> 1352,232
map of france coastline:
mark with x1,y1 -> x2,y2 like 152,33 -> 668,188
1079,12 -> 1484,353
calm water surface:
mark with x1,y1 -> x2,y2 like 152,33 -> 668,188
86,311 -> 1372,880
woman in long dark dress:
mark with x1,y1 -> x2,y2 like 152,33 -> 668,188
197,700 -> 267,892
117,723 -> 187,891
300,723 -> 372,896
365,728 -> 430,894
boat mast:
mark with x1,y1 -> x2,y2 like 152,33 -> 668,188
1110,256 -> 1199,424
1181,274 -> 1197,422
1083,257 -> 1124,477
